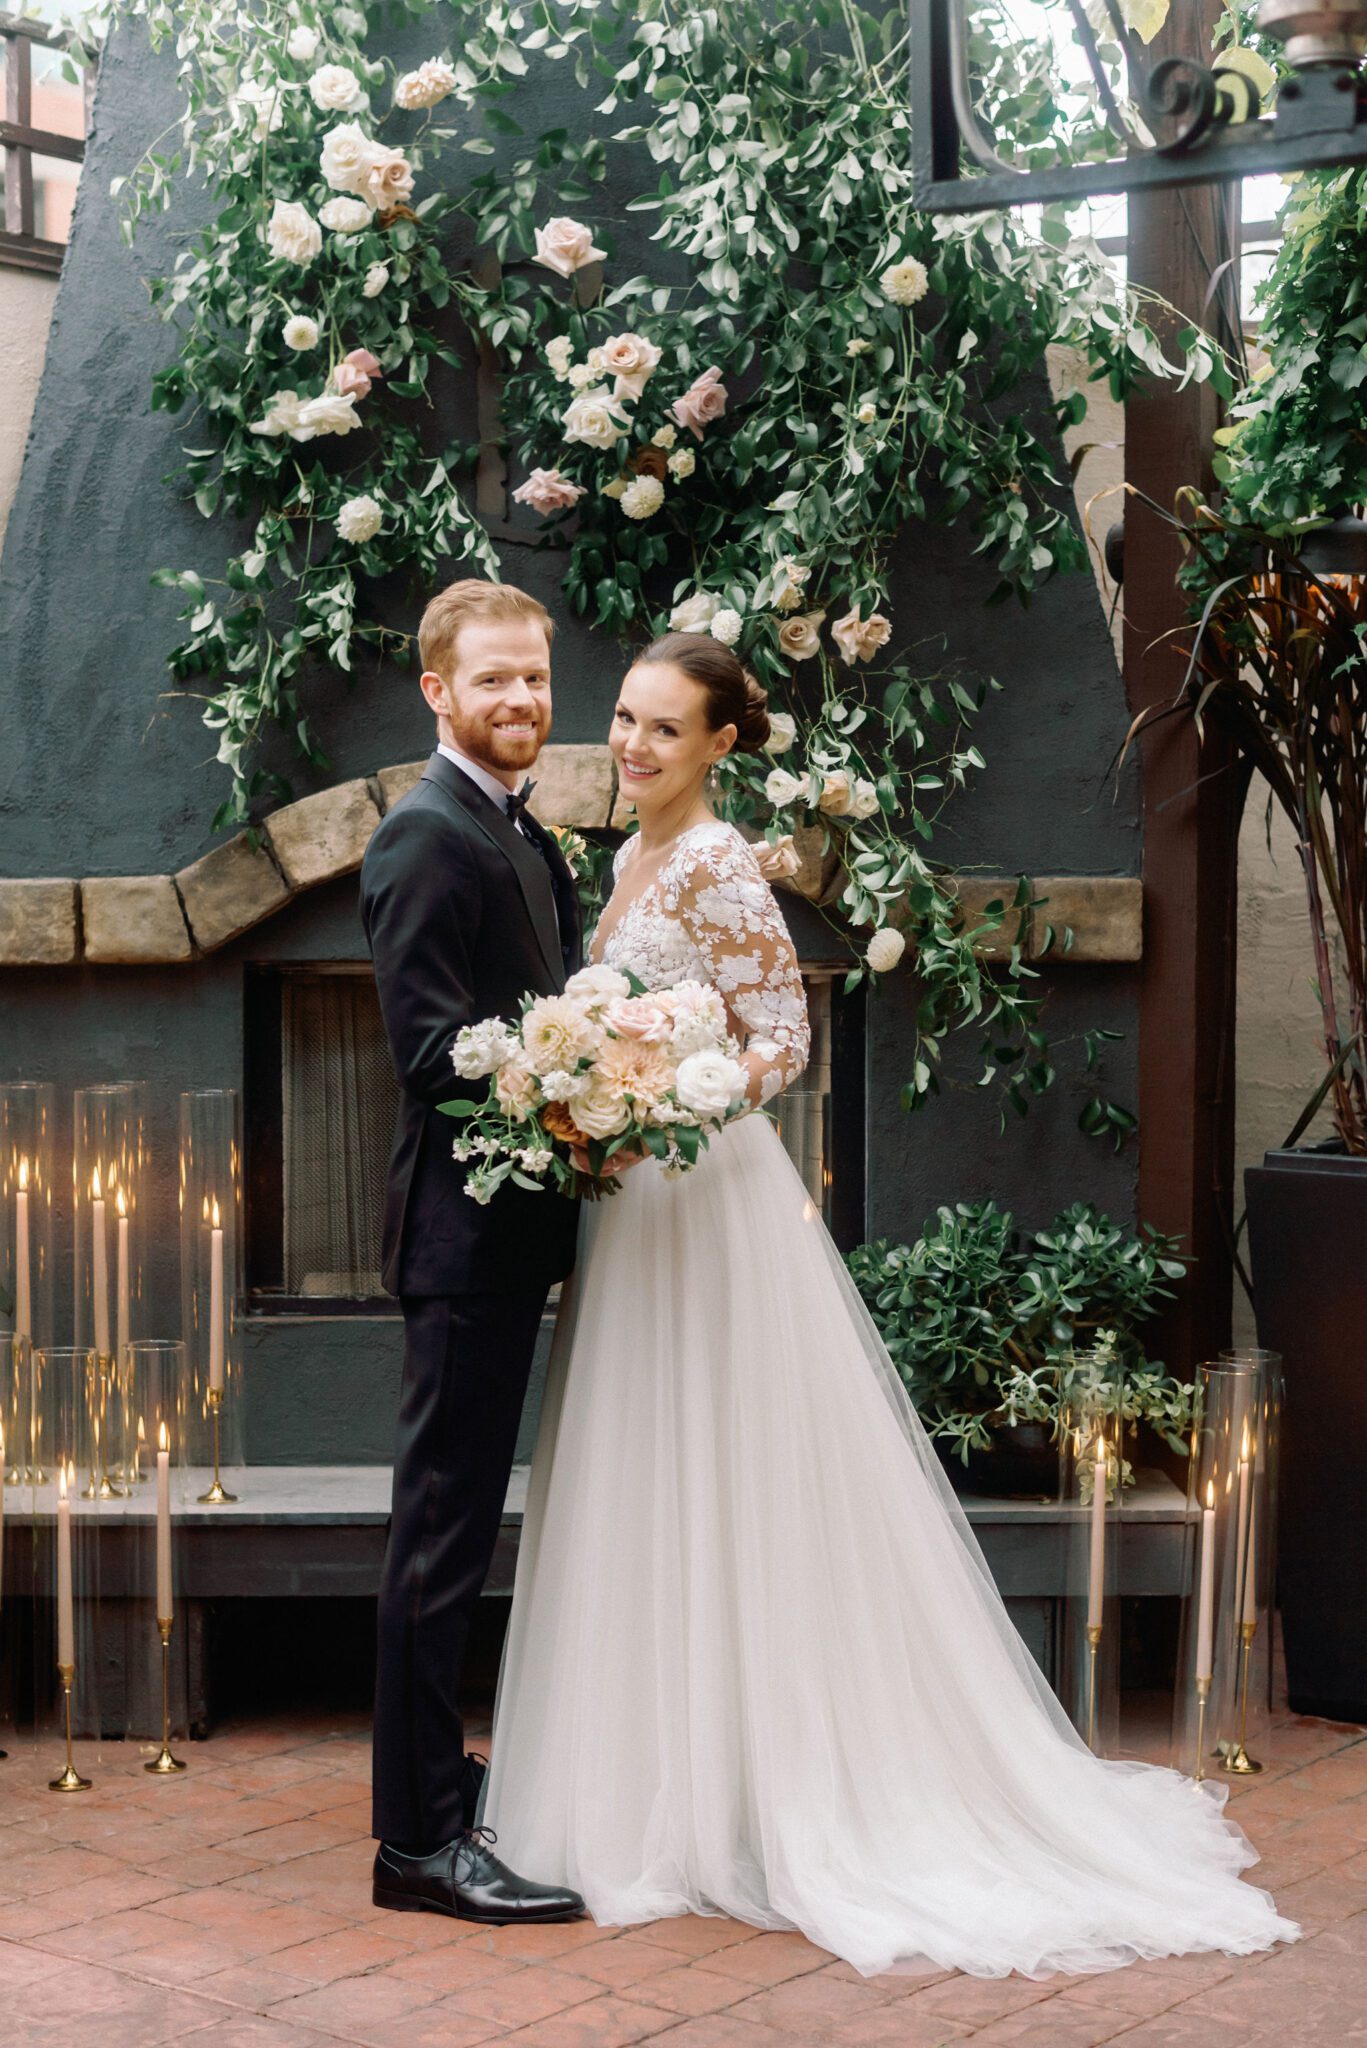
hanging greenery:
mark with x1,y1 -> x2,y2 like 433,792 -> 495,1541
110,0 -> 1222,1124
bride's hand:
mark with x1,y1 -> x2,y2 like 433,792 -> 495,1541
570,1142 -> 645,1177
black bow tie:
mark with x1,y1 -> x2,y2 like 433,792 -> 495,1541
504,782 -> 536,825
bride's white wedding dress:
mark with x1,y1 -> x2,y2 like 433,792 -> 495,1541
478,818 -> 1299,1979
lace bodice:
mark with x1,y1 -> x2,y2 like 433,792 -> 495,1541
594,820 -> 810,1107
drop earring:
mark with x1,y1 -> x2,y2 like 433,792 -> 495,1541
706,763 -> 721,799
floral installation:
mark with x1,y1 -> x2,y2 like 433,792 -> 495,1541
439,965 -> 750,1201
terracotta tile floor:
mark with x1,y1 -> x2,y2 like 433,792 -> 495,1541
1,1687 -> 1364,2048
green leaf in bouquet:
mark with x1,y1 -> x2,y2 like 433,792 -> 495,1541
675,1125 -> 703,1164
510,1170 -> 546,1191
639,1128 -> 671,1160
435,1097 -> 482,1118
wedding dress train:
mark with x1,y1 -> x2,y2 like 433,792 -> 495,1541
477,820 -> 1299,1979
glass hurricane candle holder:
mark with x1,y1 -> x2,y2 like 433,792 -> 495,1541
34,1347 -> 106,1761
2,1083 -> 55,1488
122,1343 -> 187,1763
1058,1373 -> 1124,1757
1172,1358 -> 1282,1782
178,1091 -> 244,1502
73,1085 -> 147,1498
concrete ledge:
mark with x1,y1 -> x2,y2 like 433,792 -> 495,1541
953,876 -> 1141,963
376,759 -> 425,811
82,875 -> 193,964
0,879 -> 78,965
265,778 -> 380,891
177,834 -> 292,953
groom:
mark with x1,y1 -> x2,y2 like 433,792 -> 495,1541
361,578 -> 585,1923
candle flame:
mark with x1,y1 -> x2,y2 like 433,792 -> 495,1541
59,1463 -> 68,1500
159,1420 -> 169,1452
116,1185 -> 127,1218
137,1415 -> 146,1442
92,1164 -> 102,1199
211,1196 -> 221,1229
1095,1435 -> 1106,1462
1205,1478 -> 1215,1509
18,1156 -> 27,1191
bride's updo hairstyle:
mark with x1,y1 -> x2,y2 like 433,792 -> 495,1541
638,631 -> 771,754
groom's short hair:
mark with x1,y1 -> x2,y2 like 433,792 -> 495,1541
419,578 -> 555,680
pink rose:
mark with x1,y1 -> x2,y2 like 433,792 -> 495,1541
360,146 -> 415,211
601,331 -> 663,399
330,347 -> 383,401
669,365 -> 728,442
753,835 -> 802,881
831,604 -> 892,665
605,996 -> 671,1043
533,215 -> 607,278
344,347 -> 382,377
512,467 -> 587,515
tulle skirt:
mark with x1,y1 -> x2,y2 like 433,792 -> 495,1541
478,1113 -> 1300,1979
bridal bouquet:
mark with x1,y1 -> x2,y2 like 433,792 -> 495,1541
438,965 -> 750,1202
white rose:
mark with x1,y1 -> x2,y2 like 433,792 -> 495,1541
566,361 -> 599,390
359,145 -> 415,211
753,835 -> 802,881
601,330 -> 663,400
451,1017 -> 515,1078
233,77 -> 288,140
879,256 -> 930,307
294,390 -> 361,436
249,389 -> 312,440
282,313 -> 319,350
336,493 -> 382,543
394,57 -> 458,109
866,927 -> 907,973
710,607 -> 743,647
669,591 -> 719,632
561,385 -> 628,451
266,200 -> 322,266
764,767 -> 805,808
776,611 -> 825,662
818,768 -> 854,815
362,261 -> 390,298
533,215 -> 607,278
666,447 -> 696,478
675,1048 -> 748,1120
309,63 -> 366,112
563,964 -> 632,1010
621,475 -> 665,521
651,423 -> 678,449
848,777 -> 880,820
545,335 -> 574,380
319,194 -> 373,233
573,1074 -> 632,1141
286,25 -> 318,62
320,120 -> 377,193
764,713 -> 797,753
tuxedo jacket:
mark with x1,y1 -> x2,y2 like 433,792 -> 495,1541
360,750 -> 584,1297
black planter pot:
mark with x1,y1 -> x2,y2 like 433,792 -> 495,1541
1245,1142 -> 1367,1723
939,1421 -> 1062,1499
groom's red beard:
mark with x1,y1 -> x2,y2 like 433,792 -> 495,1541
446,702 -> 550,774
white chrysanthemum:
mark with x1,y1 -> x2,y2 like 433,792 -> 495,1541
286,25 -> 318,62
709,607 -> 743,647
394,57 -> 457,109
764,713 -> 797,753
866,927 -> 907,973
320,120 -> 377,193
561,386 -> 628,450
362,261 -> 389,298
880,256 -> 930,307
282,313 -> 319,350
764,767 -> 805,807
651,423 -> 678,449
545,335 -> 574,380
266,200 -> 322,266
319,194 -> 373,233
451,1017 -> 516,1078
621,475 -> 665,520
669,590 -> 719,632
336,493 -> 382,543
309,63 -> 366,112
564,964 -> 632,1010
667,447 -> 696,478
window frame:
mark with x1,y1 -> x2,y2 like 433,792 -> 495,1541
1,13 -> 89,275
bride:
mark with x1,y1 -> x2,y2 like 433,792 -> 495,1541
477,629 -> 1300,1981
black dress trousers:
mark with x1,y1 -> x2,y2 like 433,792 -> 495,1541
371,1287 -> 550,1848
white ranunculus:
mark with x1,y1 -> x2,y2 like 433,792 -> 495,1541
320,120 -> 377,193
572,1074 -> 633,1141
451,1016 -> 516,1077
710,607 -> 743,647
651,423 -> 678,449
545,335 -> 574,380
295,390 -> 362,436
286,25 -> 318,62
621,475 -> 665,521
362,261 -> 389,298
319,194 -> 373,233
669,590 -> 719,632
675,1048 -> 747,1120
866,926 -> 907,973
561,385 -> 628,450
666,447 -> 696,478
818,768 -> 854,815
848,777 -> 880,820
233,77 -> 288,140
764,767 -> 805,808
282,313 -> 319,350
394,57 -> 458,109
880,256 -> 930,307
309,63 -> 366,112
764,713 -> 797,753
266,200 -> 322,266
336,493 -> 382,543
564,964 -> 632,1010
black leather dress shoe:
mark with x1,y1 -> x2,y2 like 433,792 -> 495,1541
459,1749 -> 488,1831
372,1828 -> 586,1925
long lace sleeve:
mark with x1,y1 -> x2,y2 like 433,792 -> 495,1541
665,826 -> 811,1107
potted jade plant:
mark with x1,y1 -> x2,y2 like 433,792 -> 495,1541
846,1201 -> 1192,1497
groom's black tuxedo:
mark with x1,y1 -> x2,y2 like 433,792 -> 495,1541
361,748 -> 583,1850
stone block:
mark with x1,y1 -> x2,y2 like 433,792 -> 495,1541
265,778 -> 381,891
739,821 -> 843,906
176,834 -> 292,954
376,759 -> 427,812
528,744 -> 616,829
0,879 -> 78,965
952,878 -> 1029,962
82,875 -> 193,963
1027,876 -> 1142,963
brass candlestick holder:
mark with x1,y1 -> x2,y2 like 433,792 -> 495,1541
48,1663 -> 91,1792
197,1386 -> 237,1505
81,1358 -> 128,1501
144,1617 -> 186,1774
1218,1620 -> 1264,1775
1192,1673 -> 1213,1783
1084,1622 -> 1102,1751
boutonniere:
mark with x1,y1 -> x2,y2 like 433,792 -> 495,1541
547,825 -> 589,878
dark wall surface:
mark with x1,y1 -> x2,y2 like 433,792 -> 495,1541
0,17 -> 1141,1462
